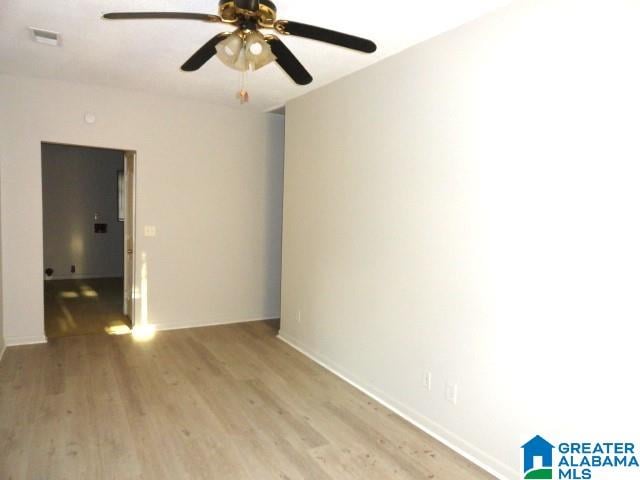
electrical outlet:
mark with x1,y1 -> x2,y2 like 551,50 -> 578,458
423,371 -> 432,391
446,382 -> 458,405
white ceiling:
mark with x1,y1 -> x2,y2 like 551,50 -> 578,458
0,0 -> 508,111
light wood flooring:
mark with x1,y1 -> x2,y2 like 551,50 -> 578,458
44,277 -> 131,339
0,320 -> 495,480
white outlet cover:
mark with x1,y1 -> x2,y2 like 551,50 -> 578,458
446,382 -> 458,405
144,225 -> 156,237
424,372 -> 432,391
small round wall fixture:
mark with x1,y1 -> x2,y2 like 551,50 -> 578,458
84,112 -> 96,124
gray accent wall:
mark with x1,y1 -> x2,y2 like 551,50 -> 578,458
42,143 -> 124,280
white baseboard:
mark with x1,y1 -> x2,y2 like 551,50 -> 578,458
45,274 -> 123,281
154,316 -> 279,333
2,319 -> 278,347
277,331 -> 517,480
5,335 -> 48,347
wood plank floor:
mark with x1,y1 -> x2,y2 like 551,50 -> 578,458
44,278 -> 131,339
0,320 -> 495,480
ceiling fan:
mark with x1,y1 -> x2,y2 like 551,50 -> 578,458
103,0 -> 377,96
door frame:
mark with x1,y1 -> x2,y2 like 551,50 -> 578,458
40,141 -> 137,335
123,151 -> 137,328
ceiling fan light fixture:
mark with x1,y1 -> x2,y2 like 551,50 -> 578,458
216,29 -> 275,72
216,30 -> 243,68
103,0 -> 378,94
234,46 -> 249,70
245,30 -> 276,70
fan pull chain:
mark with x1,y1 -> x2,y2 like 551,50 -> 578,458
237,62 -> 249,104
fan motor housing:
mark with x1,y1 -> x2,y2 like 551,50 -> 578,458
218,0 -> 277,27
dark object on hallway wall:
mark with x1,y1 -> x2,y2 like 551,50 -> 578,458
94,223 -> 108,233
45,268 -> 54,277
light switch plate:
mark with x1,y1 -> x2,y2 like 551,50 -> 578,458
144,225 -> 156,237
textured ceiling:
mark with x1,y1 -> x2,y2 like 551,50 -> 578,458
0,0 -> 508,111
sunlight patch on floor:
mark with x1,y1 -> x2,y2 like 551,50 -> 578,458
105,324 -> 132,336
59,291 -> 79,299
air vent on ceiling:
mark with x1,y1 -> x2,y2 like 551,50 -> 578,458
29,27 -> 61,46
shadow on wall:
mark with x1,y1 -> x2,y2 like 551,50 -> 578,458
262,115 -> 285,319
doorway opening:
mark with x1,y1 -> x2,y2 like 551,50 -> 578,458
41,143 -> 136,339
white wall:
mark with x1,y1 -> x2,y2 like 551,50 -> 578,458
42,143 -> 124,279
280,1 -> 640,478
0,74 -> 284,345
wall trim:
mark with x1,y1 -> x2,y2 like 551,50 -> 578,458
0,342 -> 6,363
5,335 -> 48,347
2,319 -> 278,347
277,331 -> 517,480
154,316 -> 280,333
45,274 -> 123,281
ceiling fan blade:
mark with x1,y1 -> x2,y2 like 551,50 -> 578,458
103,12 -> 220,22
275,21 -> 376,53
266,36 -> 313,85
182,32 -> 231,72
